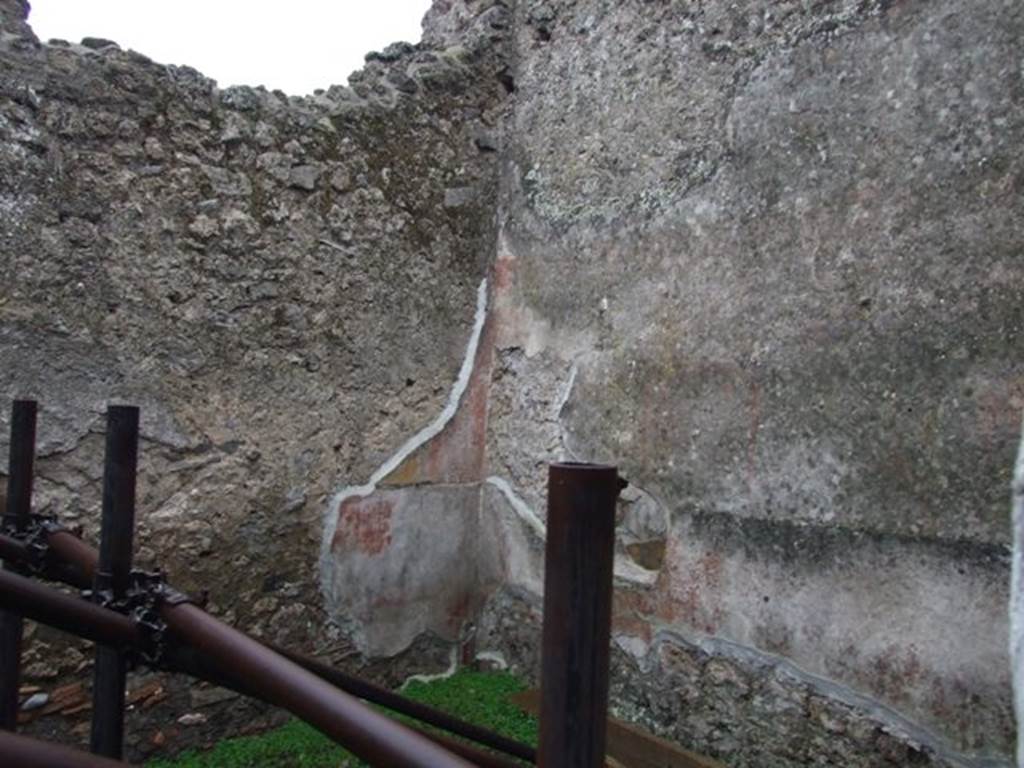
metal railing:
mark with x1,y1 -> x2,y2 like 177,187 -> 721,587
0,399 -> 621,767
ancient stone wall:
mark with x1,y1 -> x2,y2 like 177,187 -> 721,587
469,0 -> 1022,766
1,0 -> 1021,766
0,0 -> 509,758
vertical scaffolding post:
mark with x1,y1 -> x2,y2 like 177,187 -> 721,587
89,405 -> 139,759
0,399 -> 37,731
538,462 -> 621,768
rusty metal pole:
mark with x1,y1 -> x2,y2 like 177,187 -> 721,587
47,529 -> 100,588
0,532 -> 32,564
1,401 -> 36,535
402,721 -> 527,768
538,462 -> 621,768
0,398 -> 37,731
90,405 -> 139,759
0,568 -> 142,649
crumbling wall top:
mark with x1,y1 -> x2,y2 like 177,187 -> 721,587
0,0 -> 36,43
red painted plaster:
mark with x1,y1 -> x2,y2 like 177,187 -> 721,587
331,497 -> 393,556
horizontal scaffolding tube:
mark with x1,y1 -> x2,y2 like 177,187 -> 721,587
0,568 -> 141,650
46,529 -> 96,589
0,729 -> 132,767
0,571 -> 254,702
402,721 -> 526,768
160,601 -> 474,768
0,532 -> 32,565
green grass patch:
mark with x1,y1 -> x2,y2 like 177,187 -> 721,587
401,670 -> 537,747
147,670 -> 537,767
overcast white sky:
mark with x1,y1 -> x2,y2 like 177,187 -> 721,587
27,1 -> 433,95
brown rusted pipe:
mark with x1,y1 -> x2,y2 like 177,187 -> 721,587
3,400 -> 36,533
90,405 -> 140,760
0,729 -> 133,767
13,536 -> 493,766
538,462 -> 620,768
0,571 -> 252,702
161,643 -> 263,698
160,601 -> 475,768
0,532 -> 32,565
0,527 -> 96,590
0,529 -> 92,591
402,721 -> 528,768
0,568 -> 141,649
0,549 -> 257,702
1,398 -> 37,731
46,529 -> 97,588
270,643 -> 536,763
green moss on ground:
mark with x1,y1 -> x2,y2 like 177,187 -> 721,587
147,670 -> 537,767
401,670 -> 537,747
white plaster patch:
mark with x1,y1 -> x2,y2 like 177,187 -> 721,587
613,556 -> 659,587
474,650 -> 509,670
400,646 -> 458,690
614,633 -> 651,662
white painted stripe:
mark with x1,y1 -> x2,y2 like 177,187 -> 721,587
555,361 -> 577,419
399,646 -> 458,690
474,650 -> 509,670
484,475 -> 546,540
